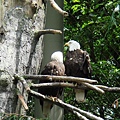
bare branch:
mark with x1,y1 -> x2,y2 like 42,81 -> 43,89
14,74 -> 86,119
82,83 -> 104,94
73,111 -> 89,120
23,74 -> 98,84
34,29 -> 62,40
18,94 -> 28,110
31,82 -> 77,88
103,87 -> 120,92
95,85 -> 120,92
49,0 -> 68,16
32,82 -> 120,93
35,29 -> 62,35
15,74 -> 103,120
31,82 -> 104,94
15,74 -> 120,119
29,89 -> 104,120
95,85 -> 109,89
26,29 -> 62,73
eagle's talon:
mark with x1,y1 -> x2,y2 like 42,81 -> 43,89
51,97 -> 58,101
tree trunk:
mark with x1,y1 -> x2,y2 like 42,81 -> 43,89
34,0 -> 64,119
0,0 -> 45,115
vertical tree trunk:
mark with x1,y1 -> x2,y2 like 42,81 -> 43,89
0,0 -> 45,115
34,0 -> 64,119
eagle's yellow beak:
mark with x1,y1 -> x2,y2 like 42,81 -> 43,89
64,42 -> 69,47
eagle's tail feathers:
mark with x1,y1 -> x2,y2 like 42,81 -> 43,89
75,89 -> 86,103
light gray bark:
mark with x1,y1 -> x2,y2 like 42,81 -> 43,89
0,0 -> 45,115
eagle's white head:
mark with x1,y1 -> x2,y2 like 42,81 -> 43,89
64,40 -> 80,51
51,51 -> 63,63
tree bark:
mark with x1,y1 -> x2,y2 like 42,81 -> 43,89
0,0 -> 45,115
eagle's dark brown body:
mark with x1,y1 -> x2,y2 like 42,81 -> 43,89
39,61 -> 65,97
64,49 -> 92,79
64,40 -> 92,102
38,60 -> 65,117
64,49 -> 92,102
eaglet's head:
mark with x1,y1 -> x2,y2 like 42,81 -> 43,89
51,51 -> 63,63
64,40 -> 80,51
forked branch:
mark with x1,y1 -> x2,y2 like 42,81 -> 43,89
24,74 -> 104,93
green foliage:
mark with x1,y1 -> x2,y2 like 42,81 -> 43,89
64,0 -> 120,119
26,95 -> 35,117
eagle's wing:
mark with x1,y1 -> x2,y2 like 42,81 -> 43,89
82,51 -> 92,78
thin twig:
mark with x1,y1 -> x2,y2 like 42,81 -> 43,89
49,0 -> 68,16
95,85 -> 120,92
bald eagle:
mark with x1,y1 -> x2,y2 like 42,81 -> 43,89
64,40 -> 92,102
38,51 -> 65,118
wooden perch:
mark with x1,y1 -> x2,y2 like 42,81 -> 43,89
49,0 -> 68,16
31,82 -> 104,94
23,74 -> 98,84
29,89 -> 104,120
95,85 -> 120,92
34,29 -> 62,40
34,29 -> 62,35
31,82 -> 120,93
24,75 -> 105,93
31,82 -> 77,88
14,74 -> 103,120
82,83 -> 104,94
